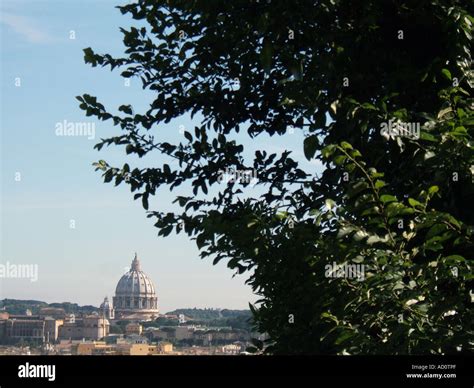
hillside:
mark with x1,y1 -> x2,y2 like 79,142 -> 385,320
0,299 -> 99,315
164,308 -> 254,331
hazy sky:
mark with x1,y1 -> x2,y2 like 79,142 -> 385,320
0,0 -> 321,312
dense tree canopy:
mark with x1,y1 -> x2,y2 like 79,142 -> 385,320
78,0 -> 473,354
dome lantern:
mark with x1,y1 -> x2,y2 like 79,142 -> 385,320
131,252 -> 141,271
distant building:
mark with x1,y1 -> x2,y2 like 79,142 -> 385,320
0,319 -> 6,341
58,316 -> 109,340
100,297 -> 114,320
125,322 -> 142,336
39,307 -> 66,320
73,341 -> 115,355
72,340 -> 173,355
221,343 -> 243,354
148,328 -> 170,341
0,312 -> 64,345
44,317 -> 63,343
119,334 -> 148,344
117,341 -> 173,355
158,342 -> 173,353
5,317 -> 45,343
174,326 -> 193,340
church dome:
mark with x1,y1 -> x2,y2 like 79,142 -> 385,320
115,259 -> 156,296
113,253 -> 159,320
100,296 -> 111,309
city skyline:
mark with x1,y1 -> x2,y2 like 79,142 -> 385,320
0,0 -> 277,312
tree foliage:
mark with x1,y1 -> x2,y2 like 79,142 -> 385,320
78,0 -> 473,354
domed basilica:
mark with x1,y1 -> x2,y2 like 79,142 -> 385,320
101,253 -> 159,321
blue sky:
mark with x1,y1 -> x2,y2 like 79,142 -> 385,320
0,0 -> 322,311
